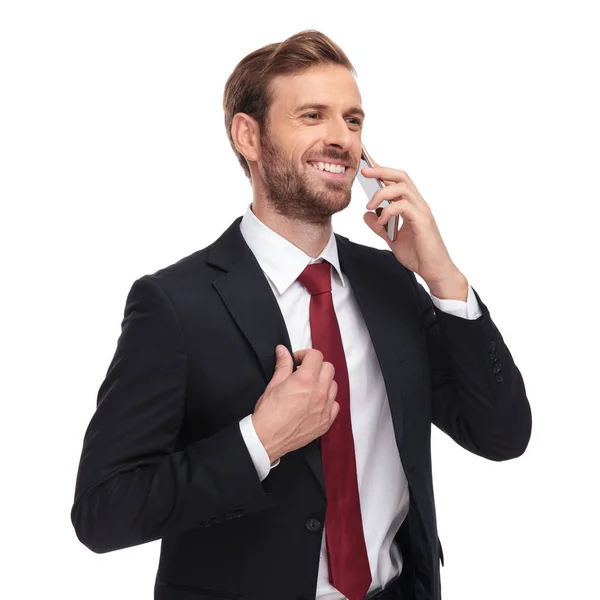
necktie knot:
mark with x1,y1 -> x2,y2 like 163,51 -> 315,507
297,261 -> 332,296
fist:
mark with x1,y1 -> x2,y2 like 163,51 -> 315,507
252,345 -> 340,463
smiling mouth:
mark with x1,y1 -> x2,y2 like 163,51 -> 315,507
307,162 -> 349,178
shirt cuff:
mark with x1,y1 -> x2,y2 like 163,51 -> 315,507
430,284 -> 482,320
239,415 -> 280,482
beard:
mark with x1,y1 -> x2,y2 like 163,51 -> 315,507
258,130 -> 353,226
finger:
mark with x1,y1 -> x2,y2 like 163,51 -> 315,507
327,379 -> 338,405
364,160 -> 402,192
366,182 -> 412,210
272,345 -> 293,381
319,360 -> 335,386
363,211 -> 390,241
370,163 -> 396,188
295,348 -> 325,374
361,166 -> 417,189
293,348 -> 313,365
363,168 -> 424,208
329,400 -> 340,422
376,199 -> 418,228
369,184 -> 429,214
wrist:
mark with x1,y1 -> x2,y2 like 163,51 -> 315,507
426,271 -> 469,301
251,414 -> 280,464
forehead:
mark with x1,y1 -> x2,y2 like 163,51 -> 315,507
269,64 -> 362,114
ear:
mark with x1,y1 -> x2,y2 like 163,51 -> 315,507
231,113 -> 261,163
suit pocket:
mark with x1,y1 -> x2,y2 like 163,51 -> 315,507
155,581 -> 244,600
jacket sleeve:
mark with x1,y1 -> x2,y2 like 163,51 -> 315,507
411,273 -> 532,460
71,276 -> 275,554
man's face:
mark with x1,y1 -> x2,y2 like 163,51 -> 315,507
256,64 -> 364,225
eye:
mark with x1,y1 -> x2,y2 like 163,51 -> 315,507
302,113 -> 362,127
347,117 -> 363,127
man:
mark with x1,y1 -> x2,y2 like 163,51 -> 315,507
71,29 -> 532,600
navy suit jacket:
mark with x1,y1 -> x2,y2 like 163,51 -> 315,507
71,217 -> 532,600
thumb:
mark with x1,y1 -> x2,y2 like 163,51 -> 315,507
363,211 -> 389,242
271,345 -> 293,383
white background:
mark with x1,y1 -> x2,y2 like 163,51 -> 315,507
1,1 -> 598,598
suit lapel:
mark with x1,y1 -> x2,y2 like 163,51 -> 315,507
336,236 -> 423,450
208,217 -> 296,382
207,218 -> 325,495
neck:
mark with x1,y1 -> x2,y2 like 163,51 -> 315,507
250,202 -> 332,259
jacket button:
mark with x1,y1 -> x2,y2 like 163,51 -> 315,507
305,518 -> 322,533
495,373 -> 503,382
492,362 -> 502,373
488,351 -> 498,362
488,341 -> 497,351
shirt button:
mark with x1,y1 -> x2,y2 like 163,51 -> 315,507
305,518 -> 322,533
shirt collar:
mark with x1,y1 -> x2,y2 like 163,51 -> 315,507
239,203 -> 346,295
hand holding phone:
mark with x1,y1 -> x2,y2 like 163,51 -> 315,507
355,143 -> 399,242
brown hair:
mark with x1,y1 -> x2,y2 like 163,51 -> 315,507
222,29 -> 357,180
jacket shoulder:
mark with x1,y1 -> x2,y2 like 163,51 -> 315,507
123,242 -> 220,312
336,233 -> 413,277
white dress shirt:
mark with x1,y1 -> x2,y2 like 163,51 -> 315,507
237,203 -> 482,599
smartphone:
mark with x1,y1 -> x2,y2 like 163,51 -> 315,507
355,143 -> 399,242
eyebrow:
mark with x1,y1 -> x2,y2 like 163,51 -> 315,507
294,103 -> 366,120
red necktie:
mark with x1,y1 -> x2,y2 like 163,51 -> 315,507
297,261 -> 372,600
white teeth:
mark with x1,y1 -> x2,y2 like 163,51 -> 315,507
310,162 -> 346,174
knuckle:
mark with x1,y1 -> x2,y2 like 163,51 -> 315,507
300,367 -> 319,385
331,401 -> 340,419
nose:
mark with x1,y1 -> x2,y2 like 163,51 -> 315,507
322,117 -> 354,154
